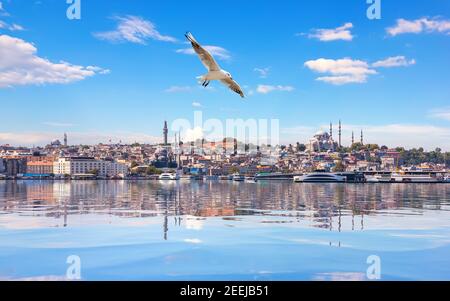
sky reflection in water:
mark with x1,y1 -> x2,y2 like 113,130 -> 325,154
0,180 -> 449,280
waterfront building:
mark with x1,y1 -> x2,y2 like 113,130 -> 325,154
0,158 -> 27,176
26,156 -> 54,175
53,157 -> 128,177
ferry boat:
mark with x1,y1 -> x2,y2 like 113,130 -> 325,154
245,176 -> 258,183
255,172 -> 302,181
219,175 -> 233,181
204,175 -> 219,181
391,173 -> 439,183
293,173 -> 346,183
158,173 -> 180,180
232,174 -> 245,182
365,174 -> 394,183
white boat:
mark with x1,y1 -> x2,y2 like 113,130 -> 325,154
245,176 -> 258,183
158,173 -> 180,180
365,174 -> 394,183
293,173 -> 346,183
391,173 -> 439,183
444,176 -> 450,183
232,174 -> 245,182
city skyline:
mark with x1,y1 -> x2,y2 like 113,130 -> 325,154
1,1 -> 450,150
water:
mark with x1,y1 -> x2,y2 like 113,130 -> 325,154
0,180 -> 449,281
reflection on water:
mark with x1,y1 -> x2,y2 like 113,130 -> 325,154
1,181 -> 449,233
0,181 -> 449,280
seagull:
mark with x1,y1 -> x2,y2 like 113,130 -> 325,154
185,32 -> 244,98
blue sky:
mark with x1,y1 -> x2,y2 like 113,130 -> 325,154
0,0 -> 449,150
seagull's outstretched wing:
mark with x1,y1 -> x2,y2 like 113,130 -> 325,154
185,32 -> 220,71
220,78 -> 245,98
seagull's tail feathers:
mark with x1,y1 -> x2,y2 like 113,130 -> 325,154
196,75 -> 206,84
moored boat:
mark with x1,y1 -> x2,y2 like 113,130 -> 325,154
294,173 -> 346,183
391,173 -> 439,183
245,176 -> 258,183
365,174 -> 394,183
158,173 -> 180,180
232,174 -> 245,182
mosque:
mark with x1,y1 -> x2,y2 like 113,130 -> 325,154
307,121 -> 364,152
308,121 -> 340,152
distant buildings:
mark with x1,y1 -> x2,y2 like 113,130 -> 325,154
53,157 -> 128,177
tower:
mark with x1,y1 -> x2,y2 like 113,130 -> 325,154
338,120 -> 342,148
330,122 -> 333,138
351,131 -> 355,145
361,130 -> 364,145
163,121 -> 168,146
64,133 -> 67,147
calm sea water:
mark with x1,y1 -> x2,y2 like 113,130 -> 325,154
0,180 -> 449,281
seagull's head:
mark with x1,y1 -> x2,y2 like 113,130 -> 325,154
223,70 -> 232,79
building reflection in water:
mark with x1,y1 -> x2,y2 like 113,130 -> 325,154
0,181 -> 449,239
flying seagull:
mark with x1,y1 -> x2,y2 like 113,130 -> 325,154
185,32 -> 245,98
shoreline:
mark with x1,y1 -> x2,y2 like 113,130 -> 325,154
1,178 -> 449,184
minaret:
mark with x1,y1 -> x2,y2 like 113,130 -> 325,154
330,122 -> 333,138
64,133 -> 67,147
163,121 -> 168,146
338,120 -> 342,148
360,130 -> 364,145
351,131 -> 355,145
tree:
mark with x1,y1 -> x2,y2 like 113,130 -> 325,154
88,169 -> 99,176
229,166 -> 240,174
333,161 -> 345,172
296,143 -> 306,152
350,143 -> 366,152
366,144 -> 379,151
146,166 -> 162,175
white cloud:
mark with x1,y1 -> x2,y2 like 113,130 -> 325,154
0,20 -> 24,31
281,123 -> 450,151
387,17 -> 450,36
0,1 -> 9,16
0,2 -> 23,29
93,15 -> 176,44
184,127 -> 204,141
164,85 -> 192,93
256,84 -> 294,94
254,67 -> 270,78
304,58 -> 377,85
192,102 -> 202,108
43,122 -> 76,127
0,35 -> 108,88
306,23 -> 354,42
184,238 -> 202,244
176,45 -> 231,60
372,56 -> 416,68
0,131 -> 162,147
429,108 -> 450,121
